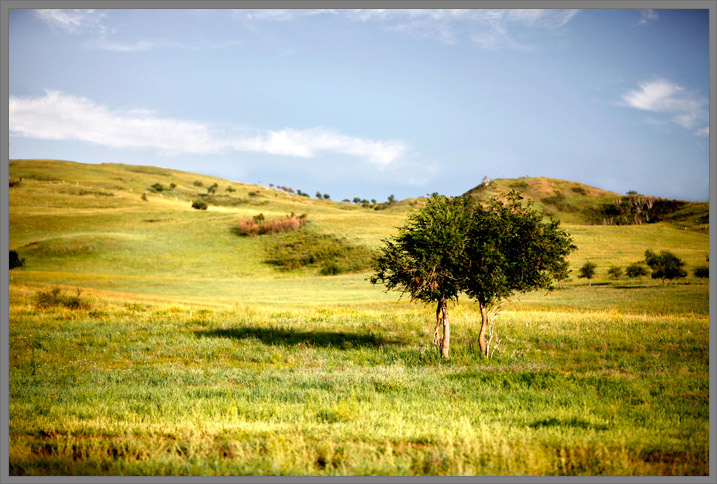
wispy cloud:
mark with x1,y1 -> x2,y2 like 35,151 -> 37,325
9,90 -> 407,166
637,9 -> 659,25
235,9 -> 579,49
622,79 -> 707,134
34,9 -> 109,34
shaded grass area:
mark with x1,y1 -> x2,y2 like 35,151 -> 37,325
9,284 -> 708,476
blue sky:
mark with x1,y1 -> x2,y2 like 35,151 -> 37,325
9,8 -> 710,202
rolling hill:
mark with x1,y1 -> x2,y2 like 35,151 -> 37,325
463,176 -> 708,230
8,159 -> 709,304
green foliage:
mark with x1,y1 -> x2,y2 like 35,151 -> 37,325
226,186 -> 235,192
693,266 -> 709,279
169,183 -> 177,189
373,192 -> 575,307
578,262 -> 597,281
34,286 -> 89,310
644,250 -> 687,282
266,231 -> 374,275
372,194 -> 474,303
571,186 -> 587,195
191,200 -> 208,210
9,250 -> 25,270
323,193 -> 330,200
141,193 -> 148,201
316,191 -> 322,199
193,181 -> 203,187
207,183 -> 218,194
150,183 -> 166,192
626,262 -> 648,279
461,192 -> 576,306
607,266 -> 623,280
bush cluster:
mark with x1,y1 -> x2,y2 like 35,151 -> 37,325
35,287 -> 89,310
9,250 -> 24,269
235,213 -> 308,237
191,200 -> 208,210
265,230 -> 374,275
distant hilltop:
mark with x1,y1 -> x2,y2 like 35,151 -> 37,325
463,176 -> 707,231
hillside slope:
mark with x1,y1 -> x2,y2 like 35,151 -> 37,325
8,160 -> 709,303
463,176 -> 708,231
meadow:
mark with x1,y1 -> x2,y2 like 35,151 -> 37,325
7,160 -> 710,476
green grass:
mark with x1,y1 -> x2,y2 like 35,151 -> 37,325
8,159 -> 710,476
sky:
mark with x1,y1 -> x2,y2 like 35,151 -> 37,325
8,8 -> 710,202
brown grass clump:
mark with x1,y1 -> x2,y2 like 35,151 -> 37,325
235,213 -> 308,236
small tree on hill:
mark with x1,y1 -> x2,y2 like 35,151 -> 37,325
323,193 -> 330,200
694,265 -> 709,279
9,250 -> 24,270
607,265 -> 623,280
644,250 -> 686,284
578,262 -> 597,286
626,262 -> 648,280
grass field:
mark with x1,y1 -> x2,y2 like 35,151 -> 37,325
7,160 -> 710,476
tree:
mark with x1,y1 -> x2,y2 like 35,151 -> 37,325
607,265 -> 623,280
460,192 -> 575,355
551,259 -> 570,288
371,195 -> 473,359
387,194 -> 396,203
353,197 -> 361,204
626,262 -> 648,280
207,183 -> 218,194
694,265 -> 709,279
323,193 -> 330,200
9,250 -> 24,270
316,191 -> 323,199
578,262 -> 597,286
372,192 -> 575,359
644,250 -> 687,284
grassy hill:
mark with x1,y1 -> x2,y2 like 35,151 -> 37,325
463,176 -> 708,231
7,159 -> 709,476
8,159 -> 710,303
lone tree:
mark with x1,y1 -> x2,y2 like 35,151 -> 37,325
694,265 -> 709,279
644,250 -> 687,284
626,262 -> 648,280
9,250 -> 24,270
372,192 -> 575,359
371,195 -> 474,359
460,192 -> 575,355
578,262 -> 597,286
607,265 -> 623,280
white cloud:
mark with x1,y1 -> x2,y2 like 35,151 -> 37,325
236,9 -> 579,49
695,126 -> 709,137
9,90 -> 407,166
34,9 -> 108,34
622,79 -> 707,134
638,9 -> 659,25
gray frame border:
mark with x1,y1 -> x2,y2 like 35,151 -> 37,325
1,0 -> 715,483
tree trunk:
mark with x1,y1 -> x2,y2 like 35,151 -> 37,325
478,300 -> 489,356
440,297 -> 450,359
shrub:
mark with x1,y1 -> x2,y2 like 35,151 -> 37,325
9,178 -> 21,187
234,213 -> 308,237
226,187 -> 236,192
694,265 -> 709,279
645,250 -> 687,283
9,250 -> 24,270
316,191 -> 323,199
607,265 -> 622,280
169,183 -> 177,189
141,193 -> 148,201
578,262 -> 597,285
191,200 -> 208,210
150,183 -> 166,192
323,193 -> 330,200
626,262 -> 648,279
266,231 -> 374,274
35,287 -> 89,310
207,183 -> 218,194
193,181 -> 204,187
571,186 -> 587,195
